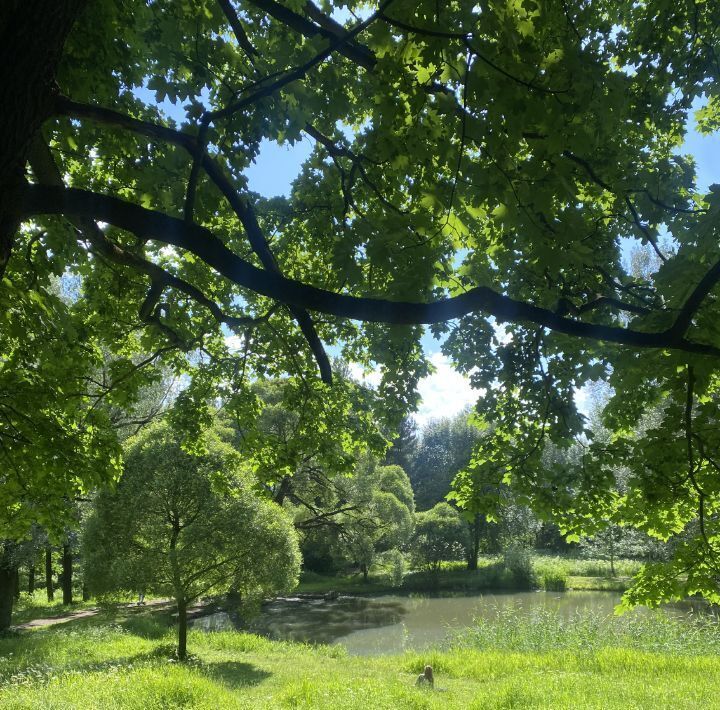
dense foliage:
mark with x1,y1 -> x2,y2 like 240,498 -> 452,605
412,503 -> 470,571
83,420 -> 300,658
3,0 -> 720,618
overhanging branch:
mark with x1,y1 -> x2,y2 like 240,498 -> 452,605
246,0 -> 376,70
28,136 -> 263,334
21,183 -> 720,359
55,95 -> 333,383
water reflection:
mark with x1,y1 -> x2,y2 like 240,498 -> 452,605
249,596 -> 408,646
192,591 -> 633,655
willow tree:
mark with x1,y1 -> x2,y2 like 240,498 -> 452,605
84,420 -> 300,660
3,0 -> 720,611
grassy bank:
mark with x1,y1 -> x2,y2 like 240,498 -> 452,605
297,554 -> 639,596
1,606 -> 719,708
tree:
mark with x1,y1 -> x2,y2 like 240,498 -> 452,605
4,0 -> 720,612
385,416 -> 418,474
412,503 -> 470,571
409,413 -> 481,510
83,420 -> 300,660
339,460 -> 415,582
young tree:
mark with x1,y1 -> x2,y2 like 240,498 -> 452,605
340,461 -> 415,582
83,420 -> 301,660
412,503 -> 470,572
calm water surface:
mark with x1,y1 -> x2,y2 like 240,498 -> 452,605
193,591 -> 632,655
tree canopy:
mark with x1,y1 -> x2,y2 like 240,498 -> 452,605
84,419 -> 300,658
4,0 -> 720,609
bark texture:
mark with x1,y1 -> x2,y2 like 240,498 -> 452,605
0,0 -> 86,277
0,544 -> 17,630
61,543 -> 73,605
45,547 -> 54,601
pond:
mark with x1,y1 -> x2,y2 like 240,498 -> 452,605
192,590 -> 642,655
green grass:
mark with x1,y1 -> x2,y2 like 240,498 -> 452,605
1,606 -> 720,708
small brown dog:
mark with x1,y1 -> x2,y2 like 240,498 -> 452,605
416,665 -> 434,688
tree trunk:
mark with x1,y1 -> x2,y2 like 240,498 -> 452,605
467,514 -> 481,571
169,518 -> 187,660
0,0 -> 87,278
177,597 -> 188,661
12,567 -> 20,600
61,543 -> 73,605
273,476 -> 292,506
0,544 -> 17,631
361,564 -> 368,583
28,563 -> 35,594
82,583 -> 90,601
45,547 -> 54,601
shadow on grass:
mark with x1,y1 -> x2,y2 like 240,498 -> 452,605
120,612 -> 173,640
204,660 -> 272,689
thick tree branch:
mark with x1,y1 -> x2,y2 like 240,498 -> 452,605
668,257 -> 720,340
54,96 -> 333,383
207,0 -> 392,124
245,0 -> 375,70
21,183 -> 720,358
215,0 -> 258,61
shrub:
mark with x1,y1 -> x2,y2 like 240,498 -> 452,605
502,545 -> 536,590
541,570 -> 568,591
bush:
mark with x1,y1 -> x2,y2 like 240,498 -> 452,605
503,545 -> 536,590
541,570 -> 568,591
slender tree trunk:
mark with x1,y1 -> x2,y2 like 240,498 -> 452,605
28,563 -> 35,594
12,567 -> 20,600
361,564 -> 368,583
177,597 -> 188,661
0,0 -> 87,278
169,517 -> 187,660
61,543 -> 73,605
45,547 -> 54,601
82,583 -> 90,601
0,543 -> 17,631
467,514 -> 481,571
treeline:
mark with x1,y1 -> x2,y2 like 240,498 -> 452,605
3,368 -> 673,661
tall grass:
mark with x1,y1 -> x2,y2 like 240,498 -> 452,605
3,609 -> 720,709
453,605 -> 720,656
532,554 -> 643,579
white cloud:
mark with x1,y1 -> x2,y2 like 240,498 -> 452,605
415,353 -> 479,427
350,355 -> 479,427
348,362 -> 383,389
574,384 -> 591,418
224,333 -> 246,352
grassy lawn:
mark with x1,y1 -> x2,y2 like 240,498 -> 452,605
1,604 -> 719,708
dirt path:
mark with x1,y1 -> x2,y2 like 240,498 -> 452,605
12,598 -> 180,631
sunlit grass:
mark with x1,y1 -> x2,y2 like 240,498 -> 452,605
1,606 -> 720,708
